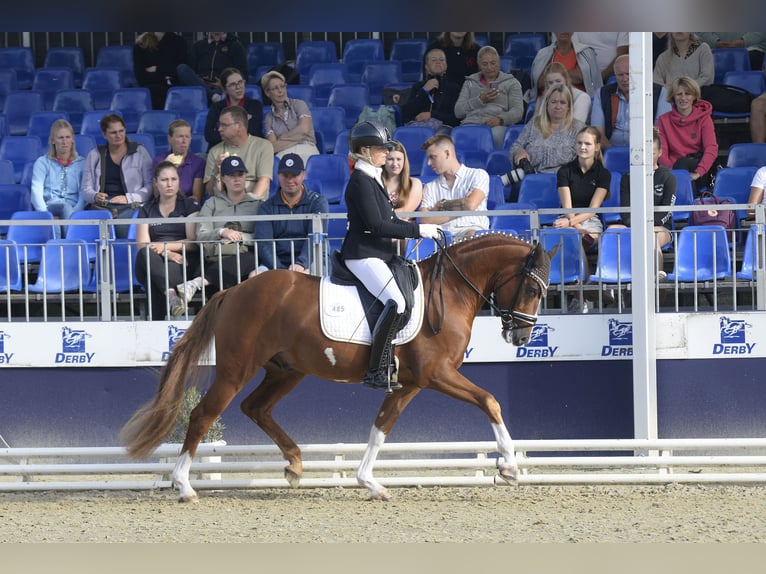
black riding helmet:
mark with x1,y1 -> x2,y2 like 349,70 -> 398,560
348,120 -> 394,154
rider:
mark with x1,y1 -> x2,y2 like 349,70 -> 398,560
341,120 -> 440,391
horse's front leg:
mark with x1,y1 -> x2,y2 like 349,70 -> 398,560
491,421 -> 519,482
357,386 -> 420,501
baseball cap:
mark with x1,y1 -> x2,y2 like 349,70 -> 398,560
220,155 -> 248,176
278,153 -> 305,175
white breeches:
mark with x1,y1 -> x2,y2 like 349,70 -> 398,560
345,257 -> 405,313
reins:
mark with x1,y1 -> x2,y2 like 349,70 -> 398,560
424,232 -> 545,335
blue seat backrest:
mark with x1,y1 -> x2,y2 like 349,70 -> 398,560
726,143 -> 766,168
311,106 -> 347,154
43,46 -> 85,87
588,227 -> 632,283
539,227 -> 585,284
668,225 -> 731,281
295,41 -> 338,79
0,47 -> 35,89
517,173 -> 560,225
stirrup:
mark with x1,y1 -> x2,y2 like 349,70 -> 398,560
362,368 -> 402,392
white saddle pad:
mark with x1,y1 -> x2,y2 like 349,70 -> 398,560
319,268 -> 424,346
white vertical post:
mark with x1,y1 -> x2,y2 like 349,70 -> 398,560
629,32 -> 658,440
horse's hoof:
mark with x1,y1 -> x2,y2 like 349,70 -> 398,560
177,494 -> 199,503
369,489 -> 391,502
284,467 -> 301,488
498,467 -> 519,483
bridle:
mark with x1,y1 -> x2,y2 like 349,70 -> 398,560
424,233 -> 549,335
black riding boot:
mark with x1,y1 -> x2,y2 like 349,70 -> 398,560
363,299 -> 404,391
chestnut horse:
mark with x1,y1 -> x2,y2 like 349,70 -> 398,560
120,233 -> 557,502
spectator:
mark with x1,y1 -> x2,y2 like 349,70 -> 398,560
135,161 -> 200,319
255,153 -> 328,274
419,133 -> 490,240
400,48 -> 461,133
573,32 -> 629,83
653,33 -> 669,68
554,125 -> 611,251
426,33 -> 480,88
151,119 -> 205,203
653,33 -> 714,90
751,67 -> 766,143
454,45 -> 524,149
656,76 -> 719,193
540,61 -> 591,124
502,84 -> 585,198
133,32 -> 189,110
176,32 -> 247,104
204,67 -> 263,151
340,121 -> 437,391
747,164 -> 766,214
591,54 -> 631,149
31,119 -> 85,237
204,105 -> 274,201
531,32 -> 603,99
261,70 -> 320,164
176,156 -> 262,310
81,113 -> 153,238
609,128 -> 676,281
699,32 -> 766,72
383,140 -> 423,218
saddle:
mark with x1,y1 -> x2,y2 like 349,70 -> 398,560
321,250 -> 422,345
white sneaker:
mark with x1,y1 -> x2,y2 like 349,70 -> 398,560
176,280 -> 199,305
657,270 -> 667,282
168,290 -> 185,317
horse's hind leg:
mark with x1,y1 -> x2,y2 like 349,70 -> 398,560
239,366 -> 305,488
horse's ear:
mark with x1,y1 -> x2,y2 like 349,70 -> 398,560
545,243 -> 560,260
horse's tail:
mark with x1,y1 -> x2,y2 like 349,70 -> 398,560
119,290 -> 229,459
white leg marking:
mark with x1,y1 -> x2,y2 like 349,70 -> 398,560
491,422 -> 519,480
356,425 -> 391,500
171,451 -> 198,502
324,347 -> 337,366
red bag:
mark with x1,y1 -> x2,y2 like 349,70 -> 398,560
691,191 -> 736,230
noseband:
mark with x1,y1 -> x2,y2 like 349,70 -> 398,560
425,234 -> 549,335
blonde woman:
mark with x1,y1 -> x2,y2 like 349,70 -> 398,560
261,70 -> 320,164
540,61 -> 591,124
383,141 -> 423,218
31,119 -> 85,229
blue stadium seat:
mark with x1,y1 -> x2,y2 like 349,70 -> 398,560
0,159 -> 15,184
127,132 -> 156,159
487,175 -> 506,210
712,166 -> 759,223
295,41 -> 338,80
517,173 -> 560,225
332,129 -> 350,159
670,169 -> 694,224
0,136 -> 43,183
43,46 -> 86,88
285,84 -> 314,107
245,42 -> 285,81
722,70 -> 766,96
244,84 -> 263,102
6,210 -> 56,264
74,134 -> 97,158
0,113 -> 6,138
109,88 -> 152,133
499,56 -> 514,74
325,215 -> 348,254
52,89 -> 95,133
393,125 -> 434,177
361,61 -> 402,105
539,227 -> 586,284
389,38 -> 428,83
711,48 -> 751,84
0,184 -> 32,234
726,143 -> 766,168
83,68 -> 122,109
65,209 -> 116,262
490,201 -> 535,237
32,67 -> 74,110
27,111 -> 69,142
601,170 -> 624,225
19,161 -> 34,188
0,69 -> 17,111
667,225 -> 732,281
163,86 -> 208,124
736,224 -> 762,280
502,124 -> 524,150
503,33 -> 547,74
95,45 -> 137,87
588,227 -> 632,284
451,125 -> 494,168
0,238 -> 22,292
28,238 -> 92,293
327,84 -> 370,129
485,150 -> 513,177
342,38 -> 384,83
0,47 -> 35,89
137,110 -> 179,156
3,90 -> 44,135
603,145 -> 630,173
108,239 -> 142,293
307,63 -> 349,107
311,106 -> 348,153
305,154 -> 350,204
192,109 -> 208,135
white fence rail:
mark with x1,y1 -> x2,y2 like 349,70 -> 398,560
3,439 -> 766,492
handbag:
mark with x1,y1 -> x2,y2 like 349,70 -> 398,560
203,241 -> 250,259
691,191 -> 736,230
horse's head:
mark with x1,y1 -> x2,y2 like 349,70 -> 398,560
495,241 -> 558,346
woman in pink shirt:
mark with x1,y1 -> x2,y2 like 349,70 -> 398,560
656,75 -> 719,193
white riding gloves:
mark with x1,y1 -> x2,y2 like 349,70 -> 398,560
418,224 -> 441,240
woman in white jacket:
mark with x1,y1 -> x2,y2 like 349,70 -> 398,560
454,45 -> 524,148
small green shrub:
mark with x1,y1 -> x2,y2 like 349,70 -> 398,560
167,387 -> 225,444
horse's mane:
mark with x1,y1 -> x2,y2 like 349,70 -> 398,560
414,231 -> 534,265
